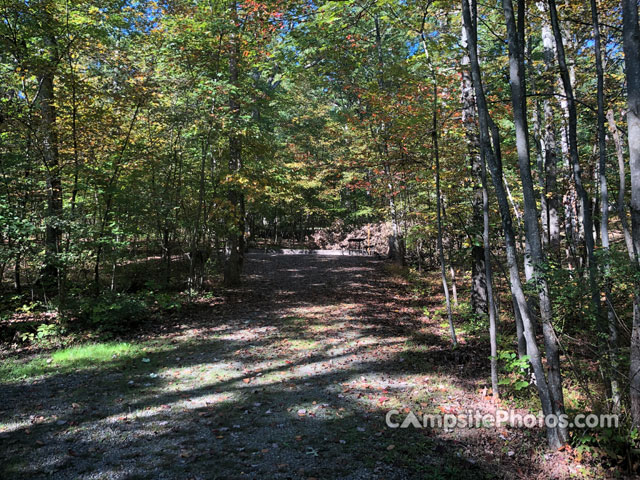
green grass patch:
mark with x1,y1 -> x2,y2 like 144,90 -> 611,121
0,341 -> 145,382
282,316 -> 307,326
287,339 -> 319,350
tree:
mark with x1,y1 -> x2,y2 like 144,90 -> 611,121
224,0 -> 245,287
502,0 -> 566,441
622,0 -> 640,426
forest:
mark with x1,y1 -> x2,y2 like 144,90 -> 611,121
2,0 -> 640,478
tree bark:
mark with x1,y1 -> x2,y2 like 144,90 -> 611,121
536,4 -> 561,256
224,0 -> 245,287
39,33 -> 62,294
548,0 -> 599,317
375,17 -> 405,265
461,21 -> 488,316
607,109 -> 635,259
589,0 -> 620,413
481,148 -> 499,399
502,0 -> 566,441
622,0 -> 640,426
433,77 -> 457,347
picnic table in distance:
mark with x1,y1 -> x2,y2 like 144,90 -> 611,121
347,237 -> 366,254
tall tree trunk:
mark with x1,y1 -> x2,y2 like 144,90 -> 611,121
191,133 -> 208,289
462,0 -> 564,447
542,77 -> 561,258
607,109 -> 635,258
376,17 -> 404,265
535,6 -> 561,256
589,0 -> 620,413
512,293 -> 528,358
39,34 -> 62,294
461,22 -> 488,316
433,78 -> 457,347
502,0 -> 567,442
224,0 -> 244,287
67,46 -> 80,227
622,0 -> 640,426
548,0 -> 600,317
385,162 -> 404,264
481,148 -> 500,399
530,70 -> 549,249
554,31 -> 580,270
14,250 -> 21,293
488,111 -> 528,355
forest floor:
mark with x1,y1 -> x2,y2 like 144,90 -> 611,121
0,253 -> 612,479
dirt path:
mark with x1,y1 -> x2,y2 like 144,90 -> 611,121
1,254 -> 525,479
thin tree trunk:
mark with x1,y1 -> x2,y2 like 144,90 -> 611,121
433,77 -> 457,347
450,263 -> 459,308
93,102 -> 141,293
481,148 -> 499,399
191,134 -> 208,289
14,250 -> 21,293
67,46 -> 80,226
512,294 -> 527,358
548,0 -> 600,318
461,21 -> 488,316
529,12 -> 560,258
376,17 -> 404,265
607,109 -> 635,259
530,70 -> 549,250
487,111 -> 527,357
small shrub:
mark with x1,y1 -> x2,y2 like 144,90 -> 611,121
498,351 -> 531,393
149,292 -> 182,311
571,424 -> 640,472
18,322 -> 64,345
64,292 -> 149,335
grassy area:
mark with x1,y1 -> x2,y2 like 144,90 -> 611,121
0,341 -> 146,382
